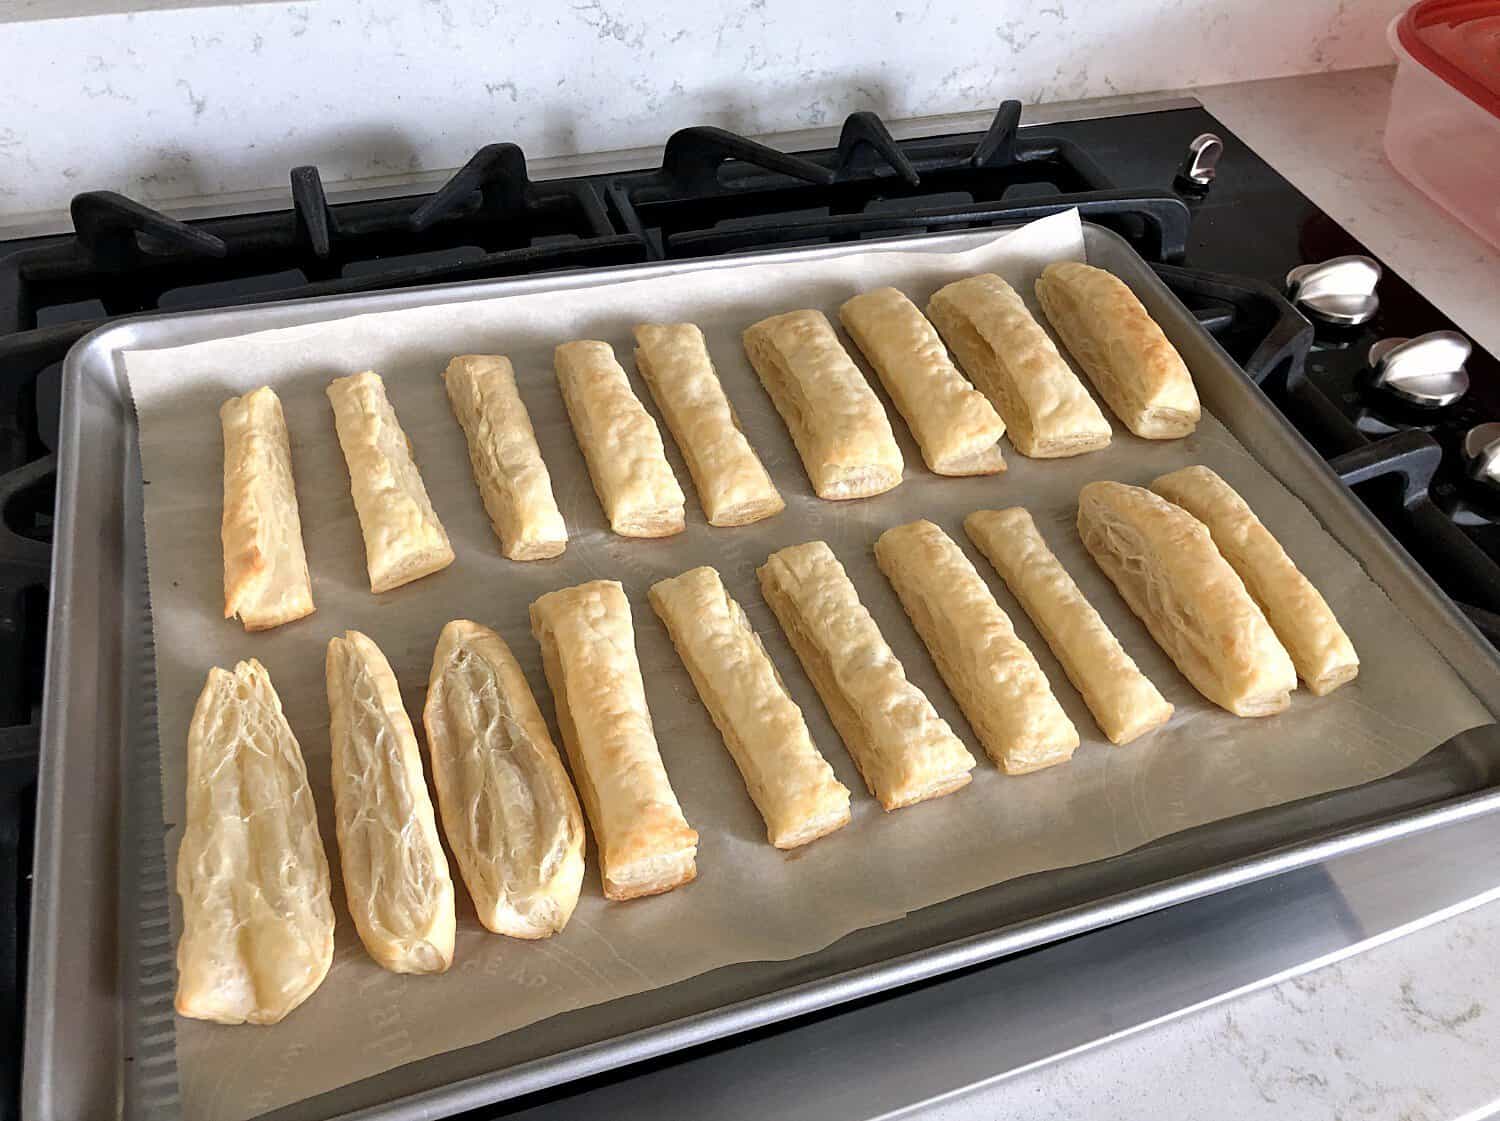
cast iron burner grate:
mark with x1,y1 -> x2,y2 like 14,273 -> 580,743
3,97 -> 1500,1121
602,103 -> 1190,262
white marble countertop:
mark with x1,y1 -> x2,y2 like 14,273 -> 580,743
935,66 -> 1500,1121
1198,67 -> 1500,359
933,901 -> 1500,1120
0,0 -> 1409,223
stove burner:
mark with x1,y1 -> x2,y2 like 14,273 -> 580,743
3,95 -> 1500,1121
606,101 -> 1190,262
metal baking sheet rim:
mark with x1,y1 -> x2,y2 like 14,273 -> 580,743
26,223 -> 1500,1121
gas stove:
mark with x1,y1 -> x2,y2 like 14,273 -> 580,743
4,94 -> 1499,1121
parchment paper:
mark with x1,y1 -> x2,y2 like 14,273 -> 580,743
122,211 -> 1493,1121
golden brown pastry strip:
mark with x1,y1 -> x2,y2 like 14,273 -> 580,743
927,273 -> 1111,458
424,620 -> 586,938
220,386 -> 315,630
743,309 -> 904,499
530,580 -> 698,900
650,566 -> 850,848
965,507 -> 1173,745
326,370 -> 454,592
876,519 -> 1079,773
554,340 -> 686,538
443,355 -> 567,561
758,540 -> 975,808
1035,261 -> 1199,439
1077,481 -> 1296,717
327,630 -> 455,973
839,287 -> 1005,476
176,659 -> 334,1025
1151,465 -> 1357,694
633,323 -> 784,526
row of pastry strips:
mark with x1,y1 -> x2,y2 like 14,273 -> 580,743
221,262 -> 1200,630
179,467 -> 1355,1023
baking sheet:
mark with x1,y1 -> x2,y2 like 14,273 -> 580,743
121,210 -> 1492,1121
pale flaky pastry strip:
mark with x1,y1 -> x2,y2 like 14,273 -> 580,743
423,620 -> 586,938
1036,261 -> 1200,439
530,580 -> 698,900
649,566 -> 851,849
443,355 -> 567,561
633,323 -> 784,527
927,273 -> 1111,458
839,287 -> 1006,476
327,630 -> 455,973
326,371 -> 454,592
1077,482 -> 1296,717
220,386 -> 315,630
757,540 -> 975,809
176,659 -> 334,1025
554,340 -> 686,538
742,309 -> 904,500
1151,465 -> 1357,695
965,507 -> 1173,745
876,520 -> 1079,774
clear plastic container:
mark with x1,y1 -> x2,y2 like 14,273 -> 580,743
1384,0 -> 1500,248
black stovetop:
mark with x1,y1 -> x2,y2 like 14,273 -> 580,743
3,99 -> 1498,1121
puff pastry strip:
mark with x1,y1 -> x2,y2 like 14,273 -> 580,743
633,323 -> 784,527
327,630 -> 455,973
965,507 -> 1173,745
327,371 -> 454,593
758,540 -> 975,809
176,659 -> 334,1025
1151,465 -> 1358,695
424,620 -> 586,938
650,566 -> 851,849
220,386 -> 315,630
1036,261 -> 1200,439
1077,482 -> 1296,717
742,309 -> 904,499
926,273 -> 1111,458
530,580 -> 698,900
554,340 -> 686,538
443,355 -> 567,561
876,520 -> 1079,773
838,287 -> 1006,476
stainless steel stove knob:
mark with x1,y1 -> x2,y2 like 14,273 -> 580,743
1368,330 -> 1472,408
1463,423 -> 1500,486
1174,133 -> 1222,190
1285,255 -> 1382,327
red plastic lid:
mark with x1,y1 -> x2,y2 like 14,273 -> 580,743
1399,0 -> 1500,117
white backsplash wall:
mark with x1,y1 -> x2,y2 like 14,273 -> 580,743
0,0 -> 1407,222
